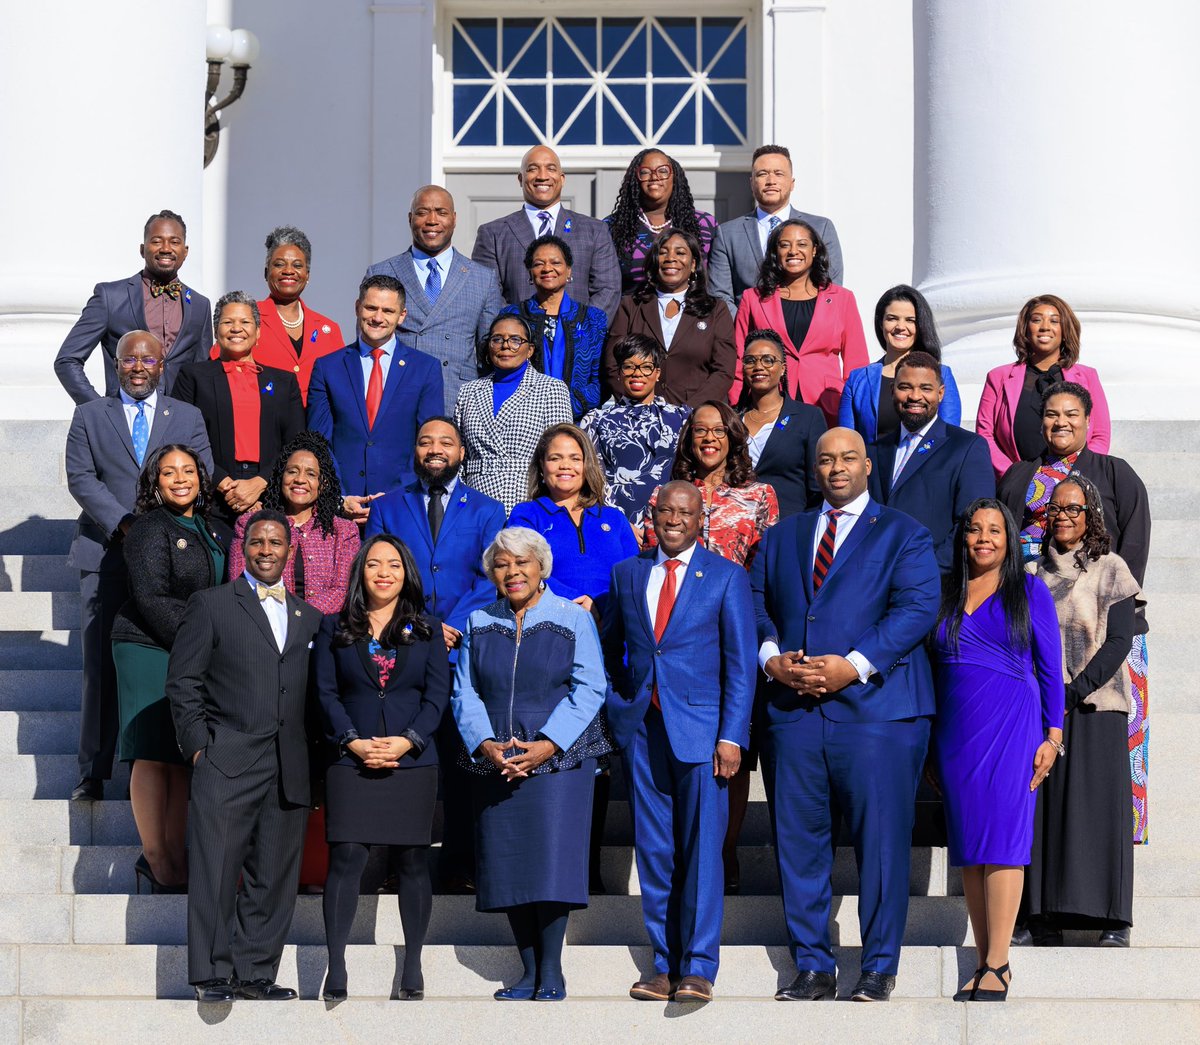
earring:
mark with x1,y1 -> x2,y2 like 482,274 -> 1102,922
538,580 -> 547,592
154,488 -> 163,505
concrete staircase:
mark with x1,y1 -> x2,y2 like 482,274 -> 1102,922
0,419 -> 1196,1043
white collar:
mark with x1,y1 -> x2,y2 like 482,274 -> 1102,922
655,541 -> 698,567
524,201 -> 562,221
819,488 -> 870,518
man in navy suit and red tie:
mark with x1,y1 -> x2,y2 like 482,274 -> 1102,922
751,427 -> 940,1003
603,481 -> 756,1004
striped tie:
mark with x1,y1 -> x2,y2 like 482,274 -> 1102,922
812,509 -> 844,591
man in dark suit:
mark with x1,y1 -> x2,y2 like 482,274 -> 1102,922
867,351 -> 995,570
707,145 -> 844,312
751,427 -> 940,1003
603,482 -> 756,1004
365,416 -> 506,889
55,210 -> 213,403
307,275 -> 443,503
471,145 -> 622,322
366,185 -> 503,413
64,330 -> 211,801
167,510 -> 323,1003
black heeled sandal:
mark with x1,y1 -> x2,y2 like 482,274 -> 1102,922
134,853 -> 160,895
952,966 -> 985,1002
969,963 -> 1011,1002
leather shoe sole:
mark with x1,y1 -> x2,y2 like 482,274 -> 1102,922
673,976 -> 713,1002
194,980 -> 235,1003
234,980 -> 297,1000
850,973 -> 896,1002
775,972 -> 837,1001
629,974 -> 674,1001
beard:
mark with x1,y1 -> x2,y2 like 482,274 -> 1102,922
414,455 -> 463,486
900,406 -> 936,433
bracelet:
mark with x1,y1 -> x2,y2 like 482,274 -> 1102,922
1045,738 -> 1066,758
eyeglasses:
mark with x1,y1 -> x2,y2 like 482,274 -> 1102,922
1044,503 -> 1087,519
620,362 -> 657,377
691,426 -> 728,440
118,357 -> 161,369
487,335 -> 530,349
742,355 -> 782,369
636,165 -> 672,182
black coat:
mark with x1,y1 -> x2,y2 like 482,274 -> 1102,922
746,396 -> 826,518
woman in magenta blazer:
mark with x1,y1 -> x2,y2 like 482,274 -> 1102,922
976,294 -> 1111,477
731,219 -> 868,425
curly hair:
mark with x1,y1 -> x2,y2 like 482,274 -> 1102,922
334,534 -> 432,647
631,228 -> 718,318
1040,472 -> 1112,569
607,149 -> 702,270
756,219 -> 831,297
673,400 -> 756,488
1013,294 -> 1081,368
260,431 -> 343,538
133,444 -> 215,516
264,225 -> 312,267
525,423 -> 607,507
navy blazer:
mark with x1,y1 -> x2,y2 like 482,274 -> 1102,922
54,273 -> 213,404
750,499 -> 940,724
365,480 -> 507,657
312,614 -> 450,770
603,545 -> 757,763
867,418 -> 995,572
307,339 -> 444,497
838,361 -> 963,444
747,396 -> 826,518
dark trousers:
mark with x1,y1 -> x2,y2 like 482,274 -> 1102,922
766,713 -> 930,976
77,567 -> 126,779
187,746 -> 307,984
435,704 -> 475,879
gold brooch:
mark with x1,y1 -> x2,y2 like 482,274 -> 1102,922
695,570 -> 704,578
294,610 -> 301,617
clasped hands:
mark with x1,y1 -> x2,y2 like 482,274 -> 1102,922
765,650 -> 859,696
346,735 -> 413,770
218,476 -> 267,515
477,737 -> 558,781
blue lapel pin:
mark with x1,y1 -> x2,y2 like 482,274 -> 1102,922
184,288 -> 192,304
263,382 -> 274,395
917,439 -> 934,455
563,219 -> 572,234
459,494 -> 468,504
310,330 -> 319,343
779,415 -> 790,428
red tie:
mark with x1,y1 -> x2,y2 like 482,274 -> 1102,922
365,348 -> 385,429
812,509 -> 844,591
651,560 -> 681,710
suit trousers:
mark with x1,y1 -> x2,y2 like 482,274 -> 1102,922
766,712 -> 930,976
78,567 -> 126,779
187,743 -> 307,984
627,707 -> 728,982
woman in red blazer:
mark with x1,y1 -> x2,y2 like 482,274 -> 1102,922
731,219 -> 868,425
975,294 -> 1111,477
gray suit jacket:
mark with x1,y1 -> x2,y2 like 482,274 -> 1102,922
707,206 -> 844,313
364,246 -> 503,412
471,208 -> 622,323
65,394 -> 212,573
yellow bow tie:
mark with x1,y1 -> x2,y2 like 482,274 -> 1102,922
256,582 -> 286,603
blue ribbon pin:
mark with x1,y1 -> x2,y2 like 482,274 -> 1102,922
263,382 -> 274,395
310,330 -> 319,343
184,288 -> 192,304
563,219 -> 572,234
779,415 -> 790,428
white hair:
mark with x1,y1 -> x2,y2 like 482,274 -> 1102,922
482,526 -> 552,577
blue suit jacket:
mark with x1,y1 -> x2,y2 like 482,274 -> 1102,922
603,546 -> 757,763
750,499 -> 940,724
306,339 -> 444,497
867,418 -> 995,572
365,480 -> 506,656
838,361 -> 963,444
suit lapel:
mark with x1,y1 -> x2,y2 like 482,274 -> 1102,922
875,438 -> 898,501
428,249 -> 468,323
257,367 -> 277,453
439,483 -> 471,543
395,250 -> 429,318
631,555 -> 656,642
144,397 -> 177,457
1002,364 -> 1024,426
642,298 -> 668,348
403,486 -> 435,553
818,501 -> 880,591
281,593 -> 311,654
797,512 -> 819,601
376,341 -> 410,422
741,214 -> 760,266
125,274 -> 147,329
892,419 -> 947,494
658,547 -> 707,643
210,364 -> 235,465
104,397 -> 139,465
342,348 -> 369,428
235,576 -> 280,651
508,211 -> 535,252
355,637 -> 382,687
754,397 -> 800,474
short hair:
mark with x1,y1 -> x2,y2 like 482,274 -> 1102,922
751,144 -> 791,167
611,333 -> 665,370
526,423 -> 607,507
133,443 -> 214,516
1041,472 -> 1112,568
479,312 -> 535,369
358,273 -> 406,308
482,527 -> 553,578
735,329 -> 788,407
115,330 -> 163,356
418,415 -> 463,443
214,290 -> 261,329
1040,380 -> 1093,416
264,225 -> 312,266
894,350 -> 943,384
756,219 -> 831,296
743,328 -> 786,358
243,508 -> 291,545
1013,294 -> 1082,368
673,400 -> 756,488
143,210 -> 186,239
873,285 -> 942,360
523,234 -> 573,271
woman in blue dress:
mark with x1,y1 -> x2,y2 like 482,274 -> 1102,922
932,498 -> 1064,1002
452,527 -> 610,1001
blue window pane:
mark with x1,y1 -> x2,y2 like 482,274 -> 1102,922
652,82 -> 690,137
459,93 -> 497,146
702,84 -> 746,145
601,95 -> 640,146
657,18 -> 697,73
502,95 -> 540,146
453,23 -> 490,78
553,84 -> 591,138
508,21 -> 547,79
500,18 -> 538,72
701,18 -> 744,77
650,21 -> 691,79
657,90 -> 696,146
557,18 -> 597,73
558,95 -> 597,146
602,18 -> 642,75
509,85 -> 547,136
453,84 -> 490,137
608,83 -> 646,138
458,18 -> 497,72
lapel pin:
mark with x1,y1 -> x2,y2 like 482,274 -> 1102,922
294,609 -> 301,617
697,320 -> 708,331
310,330 -> 319,343
779,415 -> 790,428
563,219 -> 572,233
184,289 -> 192,304
162,408 -> 170,416
917,440 -> 933,454
176,538 -> 188,549
399,359 -> 406,366
695,570 -> 703,578
263,382 -> 274,395
600,522 -> 611,532
459,493 -> 468,503
825,297 -> 832,304
321,324 -> 331,334
869,516 -> 878,524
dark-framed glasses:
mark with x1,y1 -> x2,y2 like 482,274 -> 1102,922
636,165 -> 672,181
691,426 -> 728,439
1045,503 -> 1087,519
620,362 -> 657,377
487,335 -> 530,349
742,354 -> 782,369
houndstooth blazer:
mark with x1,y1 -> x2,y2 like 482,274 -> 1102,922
454,367 -> 573,514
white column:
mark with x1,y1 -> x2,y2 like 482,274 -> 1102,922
0,0 -> 208,419
914,0 -> 1200,420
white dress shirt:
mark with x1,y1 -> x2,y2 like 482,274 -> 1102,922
412,246 -> 453,294
747,420 -> 775,467
244,570 -> 287,652
891,416 -> 937,487
119,389 -> 158,436
524,201 -> 562,238
357,336 -> 394,395
656,291 -> 686,349
756,205 -> 792,253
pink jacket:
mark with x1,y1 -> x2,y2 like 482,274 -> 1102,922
731,283 -> 869,425
975,360 -> 1111,477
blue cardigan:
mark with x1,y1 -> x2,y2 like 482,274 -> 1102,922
838,360 -> 962,444
501,296 -> 606,420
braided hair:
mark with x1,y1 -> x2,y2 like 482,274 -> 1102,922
607,149 -> 702,270
260,431 -> 343,538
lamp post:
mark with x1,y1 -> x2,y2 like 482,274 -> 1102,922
204,24 -> 259,168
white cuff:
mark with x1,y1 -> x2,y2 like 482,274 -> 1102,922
758,640 -> 781,672
845,650 -> 876,684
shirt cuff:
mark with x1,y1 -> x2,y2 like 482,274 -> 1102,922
758,640 -> 781,673
717,738 -> 740,748
845,650 -> 876,684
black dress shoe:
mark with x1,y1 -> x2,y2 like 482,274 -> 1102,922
775,970 -> 837,1001
1010,926 -> 1033,946
1099,927 -> 1131,947
233,979 -> 297,1000
70,777 -> 103,802
194,978 -> 235,1003
396,988 -> 424,1001
850,971 -> 896,1002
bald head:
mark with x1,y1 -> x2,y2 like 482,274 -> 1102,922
115,330 -> 164,400
409,185 -> 456,255
519,145 -> 565,208
814,427 -> 872,507
652,481 -> 703,556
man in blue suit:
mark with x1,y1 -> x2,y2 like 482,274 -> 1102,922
751,427 -> 940,1003
867,352 -> 995,571
307,275 -> 443,502
366,416 -> 506,889
603,482 -> 756,1004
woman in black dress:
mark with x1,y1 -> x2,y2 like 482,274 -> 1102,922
313,534 -> 450,1001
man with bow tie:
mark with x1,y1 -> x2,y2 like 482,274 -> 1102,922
55,210 -> 213,402
167,510 -> 323,1003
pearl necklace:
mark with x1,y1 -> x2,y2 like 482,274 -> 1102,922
280,302 -> 305,329
638,210 -> 671,234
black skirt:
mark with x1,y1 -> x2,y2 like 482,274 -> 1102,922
325,762 -> 438,846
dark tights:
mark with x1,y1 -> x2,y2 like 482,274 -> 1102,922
323,842 -> 431,992
505,901 -> 570,991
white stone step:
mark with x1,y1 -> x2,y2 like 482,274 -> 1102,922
0,555 -> 76,593
0,592 -> 80,631
0,756 -> 127,800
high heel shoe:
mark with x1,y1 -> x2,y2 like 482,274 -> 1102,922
969,963 -> 1011,1002
134,853 -> 160,895
952,966 -> 985,1002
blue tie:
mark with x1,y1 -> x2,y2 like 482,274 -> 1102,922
425,260 -> 442,303
131,400 -> 149,466
537,211 -> 552,237
768,215 -> 781,232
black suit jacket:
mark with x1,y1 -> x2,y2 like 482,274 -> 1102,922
749,396 -> 826,518
166,577 -> 323,805
172,359 -> 305,482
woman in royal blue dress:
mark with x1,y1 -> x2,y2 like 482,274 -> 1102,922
932,498 -> 1064,1002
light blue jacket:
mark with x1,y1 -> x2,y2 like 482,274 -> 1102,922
838,360 -> 961,444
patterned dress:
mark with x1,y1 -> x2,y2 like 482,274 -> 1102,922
644,479 -> 779,569
604,210 -> 719,295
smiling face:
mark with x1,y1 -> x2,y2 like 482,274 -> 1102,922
408,187 -> 456,256
414,419 -> 464,485
491,547 -> 544,610
750,151 -> 795,211
965,508 -> 1007,577
637,151 -> 674,207
1047,482 -> 1089,550
619,353 -> 659,403
243,520 -> 290,585
775,225 -> 815,283
156,450 -> 200,515
486,317 -> 535,371
690,404 -> 730,478
363,539 -> 406,610
881,299 -> 918,355
518,146 -> 565,208
215,302 -> 259,360
1042,392 -> 1089,457
652,483 -> 703,557
140,218 -> 188,281
280,450 -> 320,513
1027,303 -> 1063,363
116,332 -> 163,399
356,287 -> 406,348
541,433 -> 585,503
814,428 -> 871,507
742,338 -> 785,398
893,365 -> 945,432
529,243 -> 571,296
265,244 -> 309,303
655,233 -> 695,294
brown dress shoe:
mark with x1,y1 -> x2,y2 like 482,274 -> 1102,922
674,976 -> 713,1002
630,973 -> 674,1001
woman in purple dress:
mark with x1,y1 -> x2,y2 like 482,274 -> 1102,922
932,498 -> 1064,1002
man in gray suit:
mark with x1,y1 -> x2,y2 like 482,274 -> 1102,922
64,330 -> 211,801
708,145 -> 844,313
471,145 -> 622,322
365,185 -> 503,413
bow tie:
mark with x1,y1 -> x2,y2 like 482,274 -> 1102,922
149,279 -> 183,299
256,582 -> 286,603
220,358 -> 262,374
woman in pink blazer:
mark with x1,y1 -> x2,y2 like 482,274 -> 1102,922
976,294 -> 1111,477
731,219 -> 868,424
